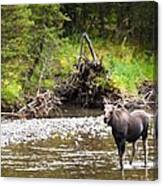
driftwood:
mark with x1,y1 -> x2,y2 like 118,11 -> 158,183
2,91 -> 62,119
138,80 -> 157,110
1,112 -> 23,119
104,89 -> 156,112
2,90 -> 61,119
18,90 -> 62,118
103,79 -> 157,112
79,32 -> 99,63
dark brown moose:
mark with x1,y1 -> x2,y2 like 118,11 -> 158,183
103,103 -> 149,170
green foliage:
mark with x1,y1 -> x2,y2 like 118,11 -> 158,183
1,4 -> 69,105
61,2 -> 157,50
102,45 -> 154,94
1,3 -> 156,108
25,4 -> 69,90
28,4 -> 68,59
2,79 -> 23,104
57,39 -> 78,77
1,5 -> 33,61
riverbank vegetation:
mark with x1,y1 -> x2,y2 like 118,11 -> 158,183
1,2 -> 157,111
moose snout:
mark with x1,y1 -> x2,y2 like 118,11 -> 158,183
104,117 -> 108,124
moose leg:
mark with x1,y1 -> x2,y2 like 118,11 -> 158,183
142,120 -> 148,167
130,142 -> 136,165
143,139 -> 147,167
117,139 -> 126,171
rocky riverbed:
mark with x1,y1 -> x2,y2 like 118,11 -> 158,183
1,115 -> 157,180
1,116 -> 111,147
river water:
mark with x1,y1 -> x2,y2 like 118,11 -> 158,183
1,107 -> 158,180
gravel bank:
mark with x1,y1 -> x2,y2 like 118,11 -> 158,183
1,116 -> 111,147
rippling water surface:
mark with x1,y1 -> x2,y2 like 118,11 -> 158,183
1,108 -> 158,180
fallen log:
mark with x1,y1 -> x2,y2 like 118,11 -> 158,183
1,112 -> 22,118
1,112 -> 33,120
17,90 -> 62,118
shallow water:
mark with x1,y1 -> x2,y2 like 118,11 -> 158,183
1,108 -> 158,180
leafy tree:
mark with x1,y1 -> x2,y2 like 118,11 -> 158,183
1,5 -> 33,62
25,4 -> 69,91
61,1 -> 157,50
1,4 -> 68,107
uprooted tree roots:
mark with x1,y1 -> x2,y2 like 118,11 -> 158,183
54,32 -> 121,108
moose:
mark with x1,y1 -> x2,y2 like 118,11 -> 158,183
103,101 -> 149,170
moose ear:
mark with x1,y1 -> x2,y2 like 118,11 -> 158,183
103,97 -> 109,105
116,103 -> 123,109
112,105 -> 115,111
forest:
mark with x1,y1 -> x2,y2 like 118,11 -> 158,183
1,2 -> 157,113
1,2 -> 158,179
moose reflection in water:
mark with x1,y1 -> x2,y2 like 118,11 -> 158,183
103,102 -> 149,170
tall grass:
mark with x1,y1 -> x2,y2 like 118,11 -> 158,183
97,43 -> 155,95
107,57 -> 154,94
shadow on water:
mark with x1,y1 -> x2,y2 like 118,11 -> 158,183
1,107 -> 158,180
50,105 -> 103,118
